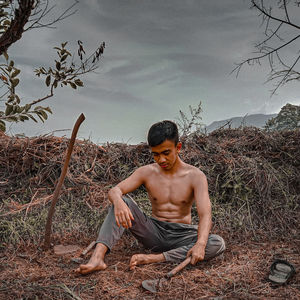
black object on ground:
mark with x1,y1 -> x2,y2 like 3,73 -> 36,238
142,257 -> 191,293
268,259 -> 296,285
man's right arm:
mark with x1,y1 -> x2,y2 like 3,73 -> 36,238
108,166 -> 147,229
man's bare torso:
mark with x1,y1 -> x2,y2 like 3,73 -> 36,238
142,163 -> 198,224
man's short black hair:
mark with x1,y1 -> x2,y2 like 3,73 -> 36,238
147,120 -> 179,147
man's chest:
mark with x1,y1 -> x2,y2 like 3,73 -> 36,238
144,175 -> 193,204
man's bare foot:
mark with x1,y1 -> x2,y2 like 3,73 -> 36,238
75,259 -> 107,275
75,243 -> 108,275
130,253 -> 165,270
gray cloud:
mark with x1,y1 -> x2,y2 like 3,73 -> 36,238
5,0 -> 300,143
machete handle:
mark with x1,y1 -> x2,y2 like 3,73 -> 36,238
166,256 -> 191,278
81,241 -> 96,257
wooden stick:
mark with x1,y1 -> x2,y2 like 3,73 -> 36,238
80,240 -> 96,257
166,257 -> 191,278
43,113 -> 85,249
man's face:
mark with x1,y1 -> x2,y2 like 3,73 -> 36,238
151,139 -> 182,170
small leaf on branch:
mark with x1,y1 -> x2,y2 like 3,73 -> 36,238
24,104 -> 31,112
3,52 -> 8,61
69,82 -> 77,89
74,79 -> 83,87
0,120 -> 6,132
43,107 -> 52,114
7,116 -> 18,122
0,74 -> 8,82
28,114 -> 38,123
12,105 -> 18,114
17,106 -> 24,113
39,110 -> 48,120
56,61 -> 61,71
20,115 -> 29,122
11,78 -> 19,88
61,54 -> 68,62
45,75 -> 51,87
11,69 -> 20,78
5,104 -> 13,116
9,60 -> 14,67
34,111 -> 45,123
15,95 -> 20,104
7,95 -> 15,102
53,79 -> 58,88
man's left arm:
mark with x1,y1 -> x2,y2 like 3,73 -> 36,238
187,170 -> 212,265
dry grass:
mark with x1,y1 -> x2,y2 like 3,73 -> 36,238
0,127 -> 299,299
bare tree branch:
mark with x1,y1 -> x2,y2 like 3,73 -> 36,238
283,0 -> 291,23
0,1 -> 79,55
268,54 -> 300,95
232,34 -> 300,74
25,0 -> 79,31
0,2 -> 105,130
255,22 -> 283,48
251,0 -> 300,30
0,0 -> 35,56
233,0 -> 300,95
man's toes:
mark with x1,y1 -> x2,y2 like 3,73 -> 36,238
74,264 -> 88,274
74,267 -> 84,275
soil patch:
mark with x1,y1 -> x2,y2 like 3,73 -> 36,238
0,233 -> 299,299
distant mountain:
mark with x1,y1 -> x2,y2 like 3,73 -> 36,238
205,113 -> 277,133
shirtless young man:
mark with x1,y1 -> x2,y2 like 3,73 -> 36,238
76,120 -> 225,275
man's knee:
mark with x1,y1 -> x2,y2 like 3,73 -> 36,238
205,234 -> 226,260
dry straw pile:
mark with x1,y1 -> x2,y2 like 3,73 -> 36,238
0,128 -> 299,299
0,127 -> 299,244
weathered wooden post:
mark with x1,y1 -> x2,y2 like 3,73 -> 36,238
43,113 -> 85,249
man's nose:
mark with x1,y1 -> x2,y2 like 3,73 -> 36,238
159,156 -> 166,163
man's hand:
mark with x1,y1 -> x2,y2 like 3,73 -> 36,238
114,199 -> 134,229
187,242 -> 206,265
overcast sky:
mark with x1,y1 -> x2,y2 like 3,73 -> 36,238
5,0 -> 300,144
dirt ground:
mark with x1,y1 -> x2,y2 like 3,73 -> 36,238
0,232 -> 299,300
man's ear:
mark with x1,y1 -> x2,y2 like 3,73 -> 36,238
177,142 -> 182,152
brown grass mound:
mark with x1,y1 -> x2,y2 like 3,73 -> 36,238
0,127 -> 299,299
1,127 -> 299,241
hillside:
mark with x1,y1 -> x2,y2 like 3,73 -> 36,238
0,128 -> 299,299
206,113 -> 277,132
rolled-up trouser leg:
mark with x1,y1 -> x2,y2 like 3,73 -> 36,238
96,195 -> 158,252
163,234 -> 226,262
95,202 -> 125,253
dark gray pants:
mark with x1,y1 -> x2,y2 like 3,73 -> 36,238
97,196 -> 225,262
